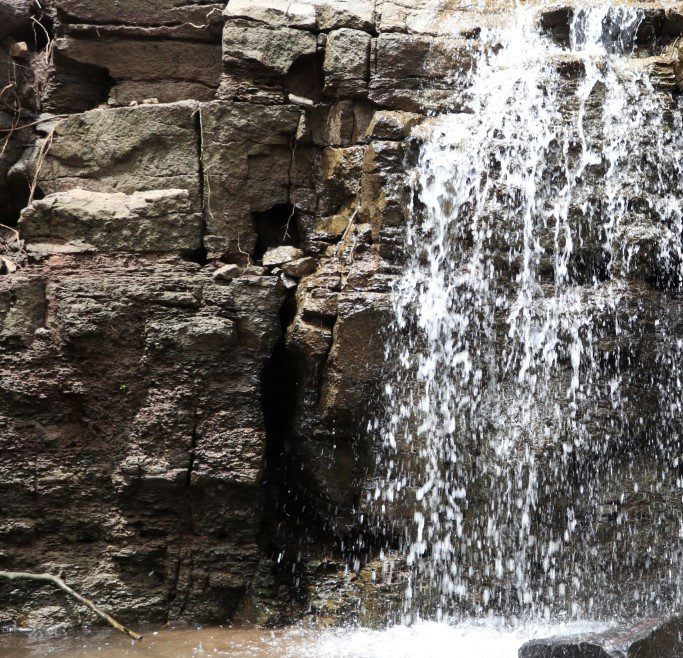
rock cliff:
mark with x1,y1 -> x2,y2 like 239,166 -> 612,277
1,0 -> 682,631
0,0 -> 421,629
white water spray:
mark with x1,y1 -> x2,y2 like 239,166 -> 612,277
376,3 -> 683,622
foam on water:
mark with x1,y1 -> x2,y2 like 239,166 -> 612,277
306,619 -> 608,658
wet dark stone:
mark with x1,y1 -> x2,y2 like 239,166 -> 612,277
519,615 -> 683,658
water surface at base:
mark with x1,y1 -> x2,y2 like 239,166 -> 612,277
0,620 -> 610,658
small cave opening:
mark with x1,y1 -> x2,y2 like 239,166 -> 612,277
286,51 -> 324,104
43,51 -> 115,115
252,203 -> 302,261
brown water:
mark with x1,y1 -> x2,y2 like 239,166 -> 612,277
0,627 -> 310,657
0,620 -> 610,658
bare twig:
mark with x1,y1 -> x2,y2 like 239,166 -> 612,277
0,114 -> 70,134
0,571 -> 143,641
186,7 -> 223,30
28,120 -> 61,204
284,129 -> 299,240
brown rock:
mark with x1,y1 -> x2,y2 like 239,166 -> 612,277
213,264 -> 243,282
282,257 -> 317,278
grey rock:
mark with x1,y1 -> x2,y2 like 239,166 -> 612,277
222,23 -> 317,76
54,37 -> 221,105
35,101 -> 201,211
370,32 -> 473,112
224,0 -> 375,32
19,188 -> 202,254
280,273 -> 299,290
263,246 -> 304,266
324,29 -> 372,99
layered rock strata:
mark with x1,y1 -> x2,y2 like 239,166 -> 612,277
0,0 -> 682,632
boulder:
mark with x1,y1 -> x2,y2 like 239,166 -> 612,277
19,188 -> 203,254
519,616 -> 683,657
263,246 -> 304,267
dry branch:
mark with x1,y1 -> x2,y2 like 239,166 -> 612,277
0,571 -> 143,641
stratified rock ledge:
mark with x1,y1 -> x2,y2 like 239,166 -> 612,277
519,615 -> 683,658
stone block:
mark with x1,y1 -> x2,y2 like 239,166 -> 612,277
19,189 -> 203,254
54,37 -> 221,104
222,22 -> 317,76
224,0 -> 375,32
35,101 -> 201,211
263,246 -> 304,267
199,101 -> 301,258
323,29 -> 371,99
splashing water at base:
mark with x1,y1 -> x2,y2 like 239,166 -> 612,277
374,1 -> 683,623
0,620 -> 611,658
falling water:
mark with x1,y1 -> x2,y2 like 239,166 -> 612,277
375,3 -> 683,623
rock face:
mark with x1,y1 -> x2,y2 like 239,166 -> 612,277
0,0 -> 418,630
520,616 -> 683,658
0,258 -> 285,626
0,0 -> 681,636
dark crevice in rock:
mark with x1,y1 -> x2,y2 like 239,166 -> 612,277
255,288 -> 309,621
31,7 -> 55,52
185,105 -> 208,265
252,203 -> 302,261
164,557 -> 183,624
186,413 -> 198,488
43,52 -> 115,114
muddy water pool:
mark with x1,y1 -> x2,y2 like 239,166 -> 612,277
0,619 -> 609,657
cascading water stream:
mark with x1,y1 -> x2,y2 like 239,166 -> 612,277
375,2 -> 683,624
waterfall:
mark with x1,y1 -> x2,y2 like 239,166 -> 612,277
376,3 -> 683,623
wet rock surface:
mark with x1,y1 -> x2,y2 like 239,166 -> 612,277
520,615 -> 683,658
